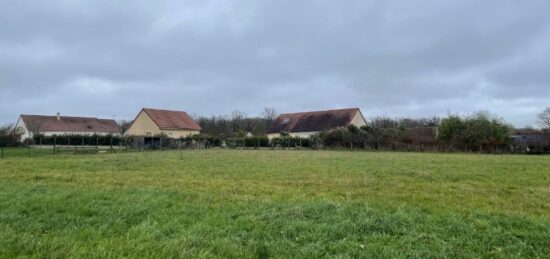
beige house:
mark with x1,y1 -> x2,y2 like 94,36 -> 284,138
267,108 -> 367,139
126,108 -> 201,138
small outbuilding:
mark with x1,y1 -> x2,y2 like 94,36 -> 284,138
126,108 -> 201,138
267,108 -> 367,139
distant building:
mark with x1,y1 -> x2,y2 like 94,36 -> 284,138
512,128 -> 545,153
267,108 -> 367,139
126,108 -> 201,138
16,113 -> 120,140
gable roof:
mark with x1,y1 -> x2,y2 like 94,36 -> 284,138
141,108 -> 201,131
19,115 -> 120,133
267,108 -> 362,134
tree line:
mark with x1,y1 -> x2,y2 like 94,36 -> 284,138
1,107 -> 549,153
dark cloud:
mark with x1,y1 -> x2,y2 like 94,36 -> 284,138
1,0 -> 549,127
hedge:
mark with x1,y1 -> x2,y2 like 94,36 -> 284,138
32,134 -> 124,146
225,137 -> 270,148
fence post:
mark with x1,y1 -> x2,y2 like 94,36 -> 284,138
53,136 -> 56,155
28,144 -> 31,158
1,146 -> 3,159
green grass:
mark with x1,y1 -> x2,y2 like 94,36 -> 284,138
1,150 -> 549,258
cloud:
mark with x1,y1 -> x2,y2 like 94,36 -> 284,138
1,0 -> 550,127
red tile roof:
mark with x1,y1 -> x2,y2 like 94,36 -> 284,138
20,115 -> 120,133
267,108 -> 361,134
142,108 -> 201,131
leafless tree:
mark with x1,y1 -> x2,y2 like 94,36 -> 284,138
117,120 -> 133,135
25,118 -> 44,138
538,107 -> 550,129
0,124 -> 23,146
262,107 -> 278,121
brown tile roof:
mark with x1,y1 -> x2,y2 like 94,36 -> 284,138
20,115 -> 120,133
268,108 -> 361,134
142,108 -> 201,131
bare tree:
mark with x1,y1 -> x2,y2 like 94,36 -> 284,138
25,118 -> 44,138
0,124 -> 23,146
262,107 -> 278,121
538,107 -> 550,129
117,120 -> 133,135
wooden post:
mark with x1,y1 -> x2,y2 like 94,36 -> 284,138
28,144 -> 31,158
53,136 -> 56,155
1,146 -> 3,159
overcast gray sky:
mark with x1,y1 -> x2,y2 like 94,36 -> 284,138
1,0 -> 549,127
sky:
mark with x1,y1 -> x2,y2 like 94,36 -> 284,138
1,0 -> 549,127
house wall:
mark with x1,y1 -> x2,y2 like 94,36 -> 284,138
267,131 -> 319,140
15,117 -> 31,140
350,111 -> 367,127
126,111 -> 198,138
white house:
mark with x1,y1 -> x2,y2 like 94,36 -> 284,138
16,113 -> 120,140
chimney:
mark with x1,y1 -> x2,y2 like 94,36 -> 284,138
56,112 -> 61,121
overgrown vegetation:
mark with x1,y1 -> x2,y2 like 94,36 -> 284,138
32,134 -> 124,146
0,150 -> 549,258
0,124 -> 22,147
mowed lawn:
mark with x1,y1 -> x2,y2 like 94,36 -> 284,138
0,150 -> 549,258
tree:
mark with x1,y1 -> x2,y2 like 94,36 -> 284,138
0,124 -> 23,147
538,107 -> 550,129
437,115 -> 465,150
25,117 -> 44,138
463,112 -> 493,150
262,107 -> 278,121
117,120 -> 133,135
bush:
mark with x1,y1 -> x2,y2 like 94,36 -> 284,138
271,137 -> 314,148
226,137 -> 269,148
0,124 -> 22,147
181,134 -> 222,147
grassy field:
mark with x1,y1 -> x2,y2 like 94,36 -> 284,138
0,150 -> 549,258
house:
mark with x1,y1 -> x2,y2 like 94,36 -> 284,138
512,128 -> 546,153
267,108 -> 367,139
16,113 -> 120,140
125,108 -> 201,138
